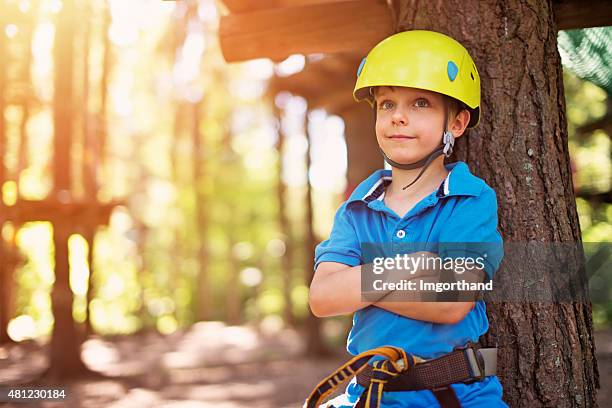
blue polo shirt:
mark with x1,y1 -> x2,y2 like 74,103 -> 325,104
314,161 -> 503,360
313,161 -> 507,406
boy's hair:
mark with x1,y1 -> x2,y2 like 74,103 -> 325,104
446,96 -> 468,120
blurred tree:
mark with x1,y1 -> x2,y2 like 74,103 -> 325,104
48,0 -> 90,378
0,0 -> 38,346
192,99 -> 212,321
82,0 -> 112,335
304,114 -> 326,355
0,3 -> 8,345
222,127 -> 242,325
274,109 -> 296,326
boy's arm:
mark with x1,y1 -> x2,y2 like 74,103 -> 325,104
309,262 -> 374,317
308,254 -> 482,321
374,252 -> 483,324
374,301 -> 475,324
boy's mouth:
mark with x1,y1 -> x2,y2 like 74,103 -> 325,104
388,134 -> 417,140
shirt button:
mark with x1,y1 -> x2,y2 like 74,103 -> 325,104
396,230 -> 406,239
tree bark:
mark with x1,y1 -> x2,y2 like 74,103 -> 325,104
391,0 -> 598,406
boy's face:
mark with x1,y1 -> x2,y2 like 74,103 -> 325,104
373,86 -> 466,165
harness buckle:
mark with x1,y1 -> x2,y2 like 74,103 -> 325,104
462,345 -> 486,383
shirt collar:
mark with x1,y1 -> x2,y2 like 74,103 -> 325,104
442,161 -> 485,197
346,161 -> 484,205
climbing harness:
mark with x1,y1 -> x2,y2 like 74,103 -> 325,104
303,342 -> 497,408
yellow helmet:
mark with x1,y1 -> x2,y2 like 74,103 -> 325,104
354,30 -> 481,128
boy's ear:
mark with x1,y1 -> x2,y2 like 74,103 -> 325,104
450,109 -> 471,139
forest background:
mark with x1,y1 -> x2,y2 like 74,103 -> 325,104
0,0 -> 610,407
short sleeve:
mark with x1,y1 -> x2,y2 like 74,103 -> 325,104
438,187 -> 504,279
314,202 -> 361,271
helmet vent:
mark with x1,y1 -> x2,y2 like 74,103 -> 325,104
447,61 -> 459,81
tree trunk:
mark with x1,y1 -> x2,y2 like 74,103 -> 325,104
219,124 -> 242,325
86,0 -> 111,335
83,228 -> 95,335
341,103 -> 382,199
0,15 -> 9,344
226,222 -> 241,325
391,0 -> 598,406
192,101 -> 211,322
0,243 -> 9,344
305,112 -> 327,356
98,0 -> 111,173
80,0 -> 97,336
49,224 -> 87,377
275,110 -> 296,327
15,15 -> 33,198
49,0 -> 88,377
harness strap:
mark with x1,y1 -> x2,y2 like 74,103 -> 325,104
306,343 -> 497,408
357,343 -> 496,389
303,346 -> 419,408
431,386 -> 462,408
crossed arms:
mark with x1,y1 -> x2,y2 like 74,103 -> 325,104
308,252 -> 484,324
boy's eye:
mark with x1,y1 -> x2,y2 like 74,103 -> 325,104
415,98 -> 429,107
380,100 -> 394,110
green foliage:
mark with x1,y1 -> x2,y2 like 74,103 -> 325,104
564,69 -> 612,328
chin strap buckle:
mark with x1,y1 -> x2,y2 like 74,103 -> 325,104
442,131 -> 455,157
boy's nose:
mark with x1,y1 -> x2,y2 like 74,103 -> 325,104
391,110 -> 409,126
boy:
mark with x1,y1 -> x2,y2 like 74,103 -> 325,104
305,31 -> 506,407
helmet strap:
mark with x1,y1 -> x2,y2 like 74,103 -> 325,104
379,146 -> 434,170
400,146 -> 445,190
